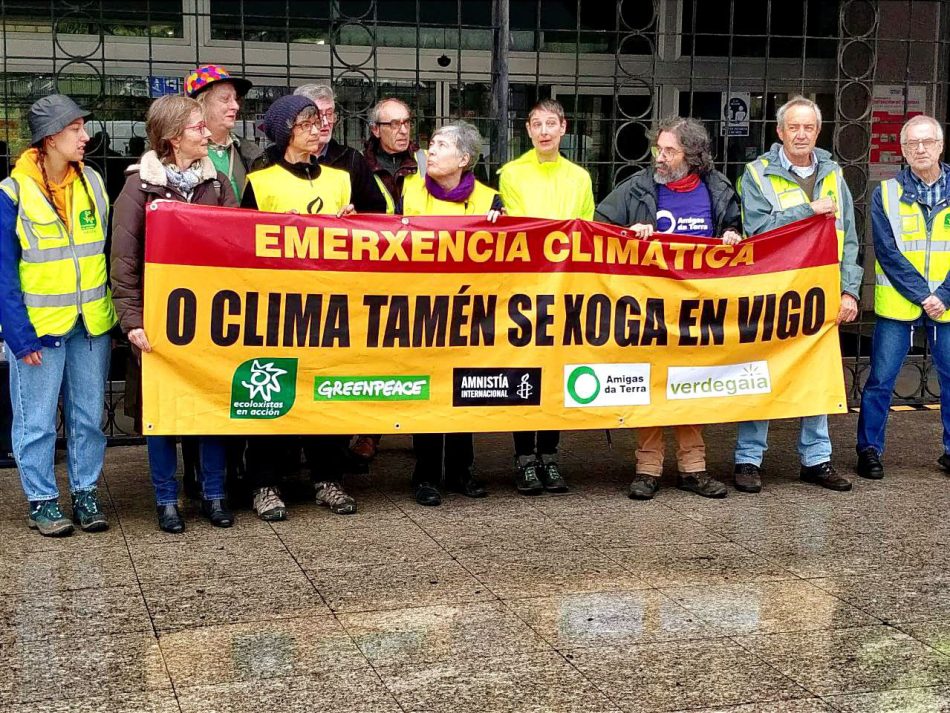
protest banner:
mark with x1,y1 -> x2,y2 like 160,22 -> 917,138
141,202 -> 846,435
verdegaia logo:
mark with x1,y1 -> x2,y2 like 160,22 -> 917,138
452,368 -> 542,406
666,361 -> 772,400
314,375 -> 430,402
230,358 -> 298,419
563,364 -> 651,407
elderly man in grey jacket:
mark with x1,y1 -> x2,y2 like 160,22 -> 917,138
733,95 -> 863,494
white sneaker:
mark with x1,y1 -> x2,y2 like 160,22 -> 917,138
252,487 -> 287,521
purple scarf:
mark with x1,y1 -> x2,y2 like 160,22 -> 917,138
425,171 -> 475,203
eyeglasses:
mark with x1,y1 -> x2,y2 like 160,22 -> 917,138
377,118 -> 412,131
293,119 -> 319,133
651,145 -> 683,159
184,121 -> 208,133
316,109 -> 336,124
901,138 -> 942,150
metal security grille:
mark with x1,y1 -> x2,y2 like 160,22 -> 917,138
0,1 -> 948,442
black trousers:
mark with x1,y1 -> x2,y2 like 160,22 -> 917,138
412,433 -> 473,484
246,435 -> 350,488
512,430 -> 560,458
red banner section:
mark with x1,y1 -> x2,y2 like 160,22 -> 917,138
145,202 -> 839,278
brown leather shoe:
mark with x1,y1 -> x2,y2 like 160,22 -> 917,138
800,461 -> 852,491
350,435 -> 378,462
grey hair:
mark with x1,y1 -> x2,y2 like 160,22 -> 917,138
900,114 -> 944,143
649,116 -> 714,175
368,97 -> 410,126
432,121 -> 482,171
776,95 -> 822,131
287,103 -> 318,130
294,83 -> 335,103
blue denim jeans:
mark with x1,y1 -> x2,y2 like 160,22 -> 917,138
146,435 -> 227,506
734,415 -> 832,468
857,316 -> 950,456
8,324 -> 110,502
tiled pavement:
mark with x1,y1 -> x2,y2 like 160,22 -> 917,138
1,410 -> 949,712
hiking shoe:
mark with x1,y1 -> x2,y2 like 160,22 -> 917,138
677,471 -> 727,498
628,474 -> 660,500
856,447 -> 884,480
733,463 -> 762,493
515,460 -> 544,495
71,488 -> 109,532
350,436 -> 378,462
252,487 -> 287,521
800,461 -> 852,491
28,499 -> 74,537
539,461 -> 568,493
314,481 -> 357,514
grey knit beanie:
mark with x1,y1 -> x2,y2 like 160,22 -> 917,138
261,95 -> 314,151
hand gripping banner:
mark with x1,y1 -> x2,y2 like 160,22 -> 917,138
142,202 -> 846,435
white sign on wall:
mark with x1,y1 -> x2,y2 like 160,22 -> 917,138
721,92 -> 751,137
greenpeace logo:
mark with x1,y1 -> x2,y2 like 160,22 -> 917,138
667,361 -> 771,400
314,376 -> 430,402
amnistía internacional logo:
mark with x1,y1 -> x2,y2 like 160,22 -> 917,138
230,358 -> 298,419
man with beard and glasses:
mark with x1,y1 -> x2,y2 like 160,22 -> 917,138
595,116 -> 741,500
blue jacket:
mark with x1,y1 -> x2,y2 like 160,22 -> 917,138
0,187 -> 50,359
871,164 -> 950,308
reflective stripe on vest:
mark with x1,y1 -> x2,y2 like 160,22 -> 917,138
4,169 -> 116,337
23,284 -> 108,308
875,178 -> 950,322
745,159 -> 845,255
374,175 -> 396,214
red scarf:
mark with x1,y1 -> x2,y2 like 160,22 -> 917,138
665,172 -> 701,193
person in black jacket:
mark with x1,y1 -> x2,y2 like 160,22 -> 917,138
292,83 -> 386,213
595,117 -> 741,503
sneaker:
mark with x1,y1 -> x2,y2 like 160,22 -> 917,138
350,436 -> 378,463
252,486 -> 287,521
539,461 -> 568,493
800,461 -> 852,491
856,447 -> 884,480
71,488 -> 109,532
677,471 -> 727,498
628,474 -> 660,500
515,459 -> 544,495
314,481 -> 357,514
733,463 -> 762,493
28,499 -> 74,537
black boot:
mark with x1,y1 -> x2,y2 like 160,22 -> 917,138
201,498 -> 234,527
156,504 -> 184,534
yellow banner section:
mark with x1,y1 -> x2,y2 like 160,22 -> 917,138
142,251 -> 846,436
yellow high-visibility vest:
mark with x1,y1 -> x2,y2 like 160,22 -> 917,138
247,162 -> 351,214
875,178 -> 950,322
743,157 -> 845,257
0,168 -> 116,338
401,174 -> 498,216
